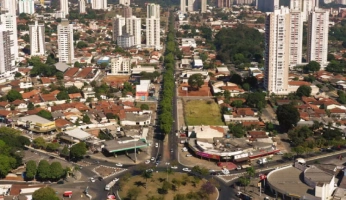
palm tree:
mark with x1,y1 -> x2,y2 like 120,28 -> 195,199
141,171 -> 152,189
246,166 -> 255,178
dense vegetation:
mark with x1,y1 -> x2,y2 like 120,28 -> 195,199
214,25 -> 264,65
158,12 -> 176,135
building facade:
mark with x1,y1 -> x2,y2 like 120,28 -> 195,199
91,0 -> 107,10
18,0 -> 35,14
1,0 -> 16,15
0,25 -> 14,75
288,10 -> 303,68
60,0 -> 68,18
79,0 -> 86,14
146,4 -> 161,50
201,0 -> 207,13
126,16 -> 141,47
110,56 -> 131,75
117,34 -> 135,48
235,0 -> 254,4
290,0 -> 316,22
217,0 -> 232,7
29,21 -> 45,56
112,15 -> 126,41
307,8 -> 329,67
123,6 -> 132,18
0,13 -> 18,65
119,0 -> 130,6
181,0 -> 187,13
57,19 -> 74,63
264,7 -> 290,94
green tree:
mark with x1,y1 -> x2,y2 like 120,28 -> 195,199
239,177 -> 250,192
60,146 -> 69,157
276,104 -> 300,130
230,74 -> 242,85
188,74 -> 204,89
32,187 -> 59,200
76,41 -> 88,49
46,143 -> 60,152
231,100 -> 243,108
242,83 -> 250,91
49,162 -> 65,180
296,85 -> 312,97
37,110 -> 53,120
0,154 -> 16,178
229,123 -> 245,138
246,92 -> 266,110
82,114 -> 91,123
126,187 -> 141,200
6,90 -> 22,102
140,104 -> 149,110
56,72 -> 64,80
303,61 -> 321,72
28,102 -> 35,110
338,91 -> 346,104
15,72 -> 22,78
67,86 -> 80,94
56,90 -> 69,100
246,166 -> 255,177
33,137 -> 46,149
141,171 -> 153,189
37,160 -> 50,180
70,142 -> 87,159
74,61 -> 82,68
25,160 -> 37,180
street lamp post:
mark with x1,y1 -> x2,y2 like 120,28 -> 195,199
165,162 -> 170,181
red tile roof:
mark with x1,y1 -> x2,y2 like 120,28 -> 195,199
64,67 -> 80,77
76,67 -> 93,78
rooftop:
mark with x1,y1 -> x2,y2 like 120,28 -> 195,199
19,115 -> 53,124
124,112 -> 151,122
103,138 -> 148,153
65,128 -> 91,140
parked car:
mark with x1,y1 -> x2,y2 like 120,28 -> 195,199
150,157 -> 155,161
236,165 -> 241,170
182,168 -> 191,172
155,143 -> 158,148
90,177 -> 95,182
145,160 -> 150,164
186,154 -> 192,157
171,166 -> 178,169
182,147 -> 188,152
115,163 -> 123,167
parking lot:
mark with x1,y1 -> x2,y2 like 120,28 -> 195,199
22,150 -> 72,169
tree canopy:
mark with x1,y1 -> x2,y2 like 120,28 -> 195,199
188,74 -> 204,89
32,187 -> 59,200
70,142 -> 87,160
303,61 -> 320,72
6,90 -> 23,102
276,104 -> 300,130
296,85 -> 312,97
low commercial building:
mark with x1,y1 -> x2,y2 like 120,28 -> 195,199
102,137 -> 148,154
97,56 -> 110,66
181,38 -> 197,48
108,56 -> 131,75
135,80 -> 151,101
120,111 -> 152,126
17,115 -> 56,133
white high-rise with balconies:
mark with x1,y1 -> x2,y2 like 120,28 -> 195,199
18,0 -> 35,14
1,0 -> 17,15
91,0 -> 107,10
110,56 -> 131,75
307,8 -> 329,67
146,4 -> 161,50
0,24 -> 15,75
112,15 -> 126,41
180,0 -> 187,13
0,13 -> 18,65
79,0 -> 86,14
126,16 -> 141,48
29,21 -> 45,56
290,0 -> 316,22
119,0 -> 130,6
201,0 -> 207,13
60,0 -> 69,18
57,19 -> 74,63
264,7 -> 303,94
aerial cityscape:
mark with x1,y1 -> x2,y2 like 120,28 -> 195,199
1,0 -> 346,199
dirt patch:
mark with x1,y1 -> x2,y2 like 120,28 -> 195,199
178,82 -> 212,97
94,166 -> 122,177
119,172 -> 218,200
103,75 -> 130,85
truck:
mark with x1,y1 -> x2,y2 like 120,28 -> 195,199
257,158 -> 267,165
105,180 -> 117,191
241,164 -> 251,169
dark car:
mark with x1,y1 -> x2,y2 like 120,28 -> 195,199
98,177 -> 103,181
57,180 -> 64,184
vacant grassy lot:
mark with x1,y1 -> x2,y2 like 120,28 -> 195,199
184,99 -> 224,125
119,172 -> 217,200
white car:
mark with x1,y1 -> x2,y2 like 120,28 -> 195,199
90,177 -> 95,182
171,166 -> 178,169
145,160 -> 150,164
236,165 -> 241,170
182,147 -> 188,152
115,163 -> 123,167
113,178 -> 119,182
150,157 -> 155,161
182,168 -> 191,172
155,143 -> 158,148
186,154 -> 192,157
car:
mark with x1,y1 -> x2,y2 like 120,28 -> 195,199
171,166 -> 178,169
182,147 -> 188,152
155,162 -> 159,166
170,148 -> 173,153
115,163 -> 123,167
98,177 -> 103,181
146,169 -> 154,172
186,154 -> 192,157
276,151 -> 284,155
95,161 -> 100,164
182,168 -> 191,172
150,157 -> 155,161
57,180 -> 64,184
209,169 -> 215,173
90,177 -> 95,182
113,178 -> 119,182
145,160 -> 150,164
155,143 -> 158,148
236,165 -> 241,170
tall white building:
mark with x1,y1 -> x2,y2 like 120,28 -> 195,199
119,0 -> 130,6
112,15 -> 126,41
289,10 -> 303,68
57,19 -> 74,63
264,7 -> 292,94
147,3 -> 160,18
18,0 -> 35,14
91,0 -> 107,10
79,0 -> 86,14
0,24 -> 15,75
181,0 -> 187,13
307,8 -> 329,67
0,13 -> 18,65
290,0 -> 316,22
126,16 -> 141,47
146,4 -> 160,50
1,0 -> 17,15
60,0 -> 69,18
29,21 -> 45,56
110,56 -> 131,75
201,0 -> 207,13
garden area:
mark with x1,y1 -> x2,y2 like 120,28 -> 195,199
184,99 -> 224,126
118,172 -> 218,200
